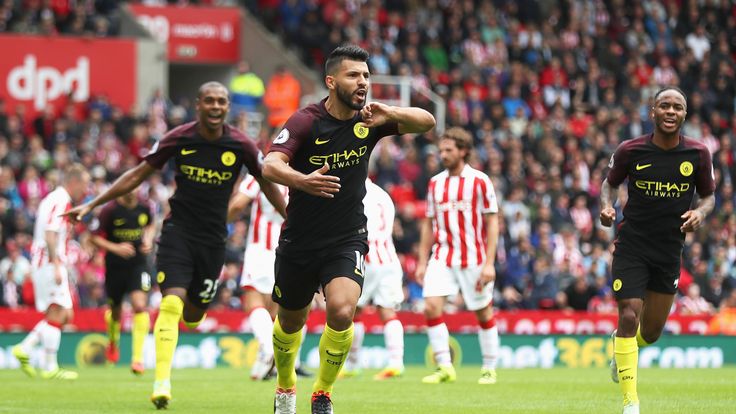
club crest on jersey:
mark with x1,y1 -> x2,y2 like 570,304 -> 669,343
138,213 -> 148,226
221,151 -> 236,166
354,123 -> 369,139
679,161 -> 693,177
157,271 -> 166,284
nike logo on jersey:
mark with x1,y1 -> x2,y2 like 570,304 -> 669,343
113,219 -> 126,226
315,137 -> 330,145
181,148 -> 197,155
354,267 -> 363,277
635,163 -> 652,171
618,368 -> 630,373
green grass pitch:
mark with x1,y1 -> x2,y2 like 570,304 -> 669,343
1,366 -> 734,413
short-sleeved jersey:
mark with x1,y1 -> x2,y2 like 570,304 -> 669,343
238,174 -> 289,251
363,179 -> 399,265
268,98 -> 399,253
607,133 -> 715,263
426,164 -> 498,268
92,200 -> 153,267
31,187 -> 72,268
144,121 -> 264,246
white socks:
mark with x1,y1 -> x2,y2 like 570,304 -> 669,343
345,320 -> 365,371
479,325 -> 499,370
427,320 -> 451,366
249,307 -> 274,357
41,322 -> 61,372
384,319 -> 404,369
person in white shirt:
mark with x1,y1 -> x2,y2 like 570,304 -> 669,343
416,127 -> 500,385
342,178 -> 405,380
227,174 -> 310,380
12,164 -> 90,380
0,239 -> 31,308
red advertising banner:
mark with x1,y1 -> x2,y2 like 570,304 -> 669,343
0,35 -> 136,119
0,308 -> 718,336
128,5 -> 241,64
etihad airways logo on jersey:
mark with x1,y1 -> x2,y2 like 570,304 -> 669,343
180,164 -> 233,185
112,228 -> 143,242
309,145 -> 367,169
435,200 -> 473,212
635,180 -> 690,198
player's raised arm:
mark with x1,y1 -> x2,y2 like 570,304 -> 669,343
64,161 -> 156,222
359,102 -> 435,134
263,152 -> 341,199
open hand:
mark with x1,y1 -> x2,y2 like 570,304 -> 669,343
298,163 -> 341,198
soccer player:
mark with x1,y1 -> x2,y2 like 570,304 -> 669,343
415,127 -> 500,385
227,174 -> 305,380
263,45 -> 435,413
341,178 -> 405,380
89,191 -> 155,375
601,87 -> 715,414
65,82 -> 286,409
12,163 -> 90,380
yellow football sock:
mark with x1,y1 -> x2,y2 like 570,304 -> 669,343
154,295 -> 183,382
615,336 -> 639,405
104,309 -> 120,346
132,312 -> 150,364
273,317 -> 302,390
313,323 -> 354,394
635,326 -> 650,347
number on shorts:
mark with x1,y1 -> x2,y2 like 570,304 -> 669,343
199,279 -> 220,303
141,272 -> 151,292
354,251 -> 365,277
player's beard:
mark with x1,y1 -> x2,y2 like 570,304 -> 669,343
336,84 -> 365,111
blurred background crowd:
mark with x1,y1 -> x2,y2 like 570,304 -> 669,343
0,0 -> 734,319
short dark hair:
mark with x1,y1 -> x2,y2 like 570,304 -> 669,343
653,86 -> 687,104
440,127 -> 473,162
325,45 -> 369,75
197,81 -> 228,99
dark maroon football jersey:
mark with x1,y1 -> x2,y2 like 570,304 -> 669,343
606,133 -> 715,262
269,98 -> 399,253
145,121 -> 263,246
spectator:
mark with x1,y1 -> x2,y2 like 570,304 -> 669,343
263,65 -> 301,130
229,60 -> 265,118
678,284 -> 714,315
0,239 -> 30,308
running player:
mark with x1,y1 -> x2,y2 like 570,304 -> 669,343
65,82 -> 286,409
415,127 -> 501,385
12,163 -> 90,380
89,191 -> 155,375
341,178 -> 405,380
601,86 -> 715,414
263,45 -> 435,413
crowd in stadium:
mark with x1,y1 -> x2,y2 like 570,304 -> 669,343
0,0 -> 734,318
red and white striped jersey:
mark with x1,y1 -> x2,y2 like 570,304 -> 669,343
239,175 -> 288,251
363,179 -> 399,265
426,165 -> 498,268
31,187 -> 72,268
